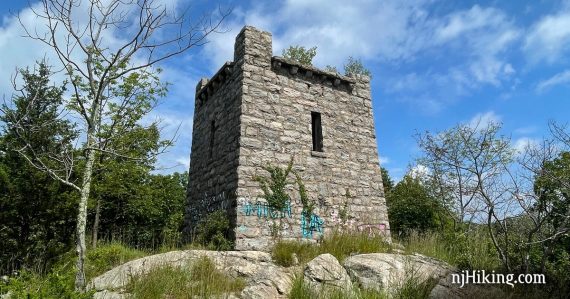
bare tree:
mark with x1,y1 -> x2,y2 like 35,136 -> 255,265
416,120 -> 515,270
5,0 -> 228,291
417,119 -> 570,273
514,122 -> 570,273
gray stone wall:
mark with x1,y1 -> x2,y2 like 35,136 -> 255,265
185,26 -> 390,250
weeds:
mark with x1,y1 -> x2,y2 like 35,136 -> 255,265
127,256 -> 245,299
272,230 -> 392,267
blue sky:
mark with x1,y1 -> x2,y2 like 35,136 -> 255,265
1,0 -> 569,180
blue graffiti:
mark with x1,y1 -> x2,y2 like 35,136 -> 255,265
243,200 -> 292,219
301,212 -> 325,238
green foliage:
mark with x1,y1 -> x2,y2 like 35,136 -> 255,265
380,167 -> 394,195
254,159 -> 294,212
295,172 -> 315,219
344,56 -> 372,78
272,231 -> 392,267
85,242 -> 147,279
0,63 -> 79,273
534,151 -> 570,230
195,210 -> 233,250
282,45 -> 317,65
91,171 -> 187,249
127,256 -> 245,299
401,230 -> 500,271
0,258 -> 92,299
272,240 -> 319,267
387,176 -> 444,236
338,189 -> 352,225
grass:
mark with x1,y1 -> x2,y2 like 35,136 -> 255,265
288,265 -> 437,299
400,231 -> 500,271
272,230 -> 393,267
127,256 -> 246,299
86,242 -> 148,280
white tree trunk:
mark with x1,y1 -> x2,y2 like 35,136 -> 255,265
75,139 -> 96,291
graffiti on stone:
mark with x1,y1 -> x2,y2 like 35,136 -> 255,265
188,191 -> 235,223
241,199 -> 292,219
301,212 -> 325,238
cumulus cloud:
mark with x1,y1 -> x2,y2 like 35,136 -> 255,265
536,70 -> 570,92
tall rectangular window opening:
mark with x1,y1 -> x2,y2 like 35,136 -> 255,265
311,112 -> 323,152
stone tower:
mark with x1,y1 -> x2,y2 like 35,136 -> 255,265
185,26 -> 390,250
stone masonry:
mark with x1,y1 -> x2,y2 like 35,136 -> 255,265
185,26 -> 390,250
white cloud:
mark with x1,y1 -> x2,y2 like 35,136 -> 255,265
467,111 -> 502,129
536,70 -> 570,92
408,164 -> 430,179
513,137 -> 539,155
524,10 -> 570,64
379,155 -> 390,165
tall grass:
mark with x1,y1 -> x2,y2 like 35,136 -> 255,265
127,256 -> 245,299
272,230 -> 392,267
401,231 -> 500,270
86,242 -> 148,279
288,266 -> 436,299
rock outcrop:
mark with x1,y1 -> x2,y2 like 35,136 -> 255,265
303,254 -> 352,292
90,249 -> 505,299
343,253 -> 453,292
89,250 -> 293,299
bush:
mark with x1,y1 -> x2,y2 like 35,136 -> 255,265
127,256 -> 245,299
0,263 -> 92,299
195,210 -> 233,250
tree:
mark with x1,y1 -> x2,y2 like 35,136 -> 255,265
416,121 -> 515,269
5,0 -> 227,291
386,175 -> 442,236
0,63 -> 78,272
282,45 -> 317,65
344,56 -> 371,78
380,167 -> 394,195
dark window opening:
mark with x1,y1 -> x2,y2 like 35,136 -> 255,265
311,112 -> 323,152
209,120 -> 217,158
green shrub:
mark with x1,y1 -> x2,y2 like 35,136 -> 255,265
127,256 -> 245,299
195,210 -> 233,250
0,264 -> 93,299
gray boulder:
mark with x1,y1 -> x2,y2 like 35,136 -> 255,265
89,250 -> 293,299
343,253 -> 452,292
303,254 -> 352,292
429,271 -> 505,299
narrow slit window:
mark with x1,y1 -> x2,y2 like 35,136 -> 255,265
209,120 -> 217,158
311,112 -> 323,152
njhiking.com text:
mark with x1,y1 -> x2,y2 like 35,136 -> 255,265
452,270 -> 546,288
